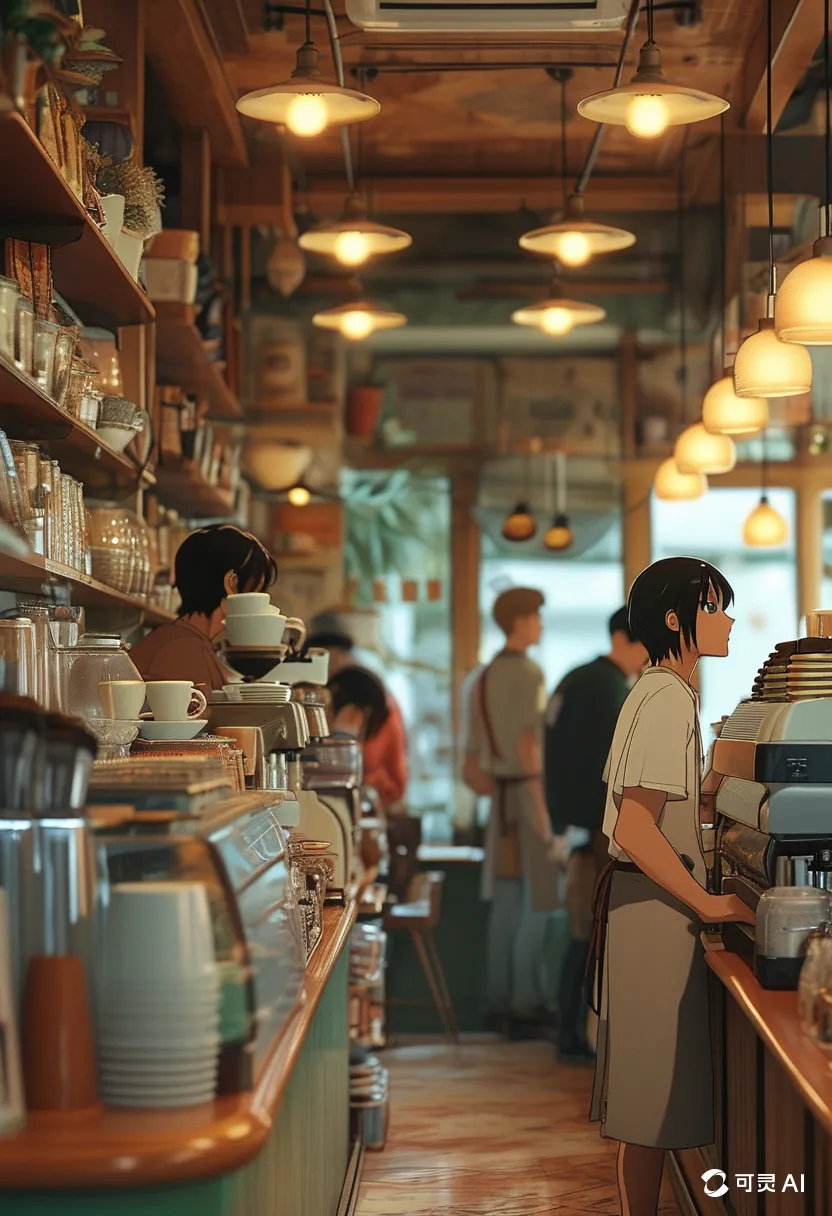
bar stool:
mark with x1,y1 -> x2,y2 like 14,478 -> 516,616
383,870 -> 459,1043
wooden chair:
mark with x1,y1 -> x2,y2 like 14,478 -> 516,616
384,814 -> 422,903
383,870 -> 459,1043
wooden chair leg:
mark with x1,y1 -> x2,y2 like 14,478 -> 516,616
424,930 -> 459,1041
410,929 -> 454,1043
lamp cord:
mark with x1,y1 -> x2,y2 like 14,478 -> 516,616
678,133 -> 687,422
766,0 -> 775,294
646,0 -> 655,44
305,0 -> 311,44
561,75 -> 568,212
719,110 -> 726,368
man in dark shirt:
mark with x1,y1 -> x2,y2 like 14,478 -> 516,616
544,607 -> 647,1062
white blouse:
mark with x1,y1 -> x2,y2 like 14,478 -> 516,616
601,666 -> 706,886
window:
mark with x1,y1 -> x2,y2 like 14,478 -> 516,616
651,487 -> 797,741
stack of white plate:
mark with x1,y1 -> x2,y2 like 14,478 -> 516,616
97,882 -> 220,1108
222,682 -> 292,704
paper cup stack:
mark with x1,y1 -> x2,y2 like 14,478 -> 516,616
97,882 -> 220,1108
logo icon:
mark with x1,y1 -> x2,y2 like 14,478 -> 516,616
701,1170 -> 728,1198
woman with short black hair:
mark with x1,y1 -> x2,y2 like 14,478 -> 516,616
131,524 -> 278,695
588,557 -> 755,1216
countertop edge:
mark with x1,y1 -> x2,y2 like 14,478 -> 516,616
0,901 -> 357,1192
706,949 -> 832,1137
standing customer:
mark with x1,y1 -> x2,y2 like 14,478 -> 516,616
588,558 -> 754,1216
464,587 -> 563,1038
307,614 -> 408,810
544,607 -> 647,1063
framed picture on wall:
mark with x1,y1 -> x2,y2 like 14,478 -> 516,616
499,357 -> 620,455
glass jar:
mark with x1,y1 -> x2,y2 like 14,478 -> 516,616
52,328 -> 77,407
14,297 -> 34,376
0,276 -> 20,361
78,328 -> 122,395
87,504 -> 138,593
65,358 -> 99,421
33,318 -> 60,393
54,633 -> 142,722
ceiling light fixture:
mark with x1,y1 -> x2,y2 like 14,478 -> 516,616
287,484 -> 312,507
501,501 -> 536,543
312,299 -> 407,341
743,427 -> 788,547
774,0 -> 832,344
236,0 -> 379,135
735,0 -> 812,394
511,271 -> 605,336
577,0 -> 728,137
674,424 -> 737,476
543,453 -> 573,551
519,71 -> 634,265
299,193 -> 411,266
654,458 -> 707,501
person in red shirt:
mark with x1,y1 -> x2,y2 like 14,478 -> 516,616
309,623 -> 408,810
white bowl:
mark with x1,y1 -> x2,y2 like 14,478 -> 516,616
96,423 -> 141,453
101,883 -> 216,985
225,615 -> 287,648
134,719 -> 208,742
102,1089 -> 216,1109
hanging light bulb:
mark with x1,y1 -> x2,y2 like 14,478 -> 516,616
501,502 -> 536,543
300,194 -> 412,266
702,370 -> 769,435
512,291 -> 605,335
236,5 -> 379,134
743,495 -> 788,546
287,484 -> 311,507
541,307 -> 574,336
543,512 -> 574,551
653,458 -> 707,501
674,424 -> 736,475
312,300 -> 407,341
577,38 -> 728,135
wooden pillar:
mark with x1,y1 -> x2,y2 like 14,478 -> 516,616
796,475 -> 823,625
619,329 -> 638,459
622,463 -> 654,600
451,462 -> 480,750
180,129 -> 212,253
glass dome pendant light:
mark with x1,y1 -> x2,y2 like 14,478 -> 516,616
502,452 -> 537,543
702,115 -> 770,436
543,452 -> 574,552
734,0 -> 812,395
236,0 -> 379,135
577,0 -> 729,138
655,134 -> 707,500
774,0 -> 832,344
519,71 -> 635,265
743,435 -> 788,547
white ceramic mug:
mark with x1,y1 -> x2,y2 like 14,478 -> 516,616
99,680 -> 146,721
225,613 -> 287,648
225,593 -> 277,617
144,682 -> 207,722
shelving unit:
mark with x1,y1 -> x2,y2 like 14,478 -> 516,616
155,302 -> 242,420
154,458 -> 236,517
0,356 -> 151,495
0,114 -> 154,329
0,549 -> 174,625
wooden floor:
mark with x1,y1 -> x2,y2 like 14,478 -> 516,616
357,1040 -> 682,1216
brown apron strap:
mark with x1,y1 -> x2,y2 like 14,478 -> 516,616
478,663 -> 511,840
586,858 -> 642,1018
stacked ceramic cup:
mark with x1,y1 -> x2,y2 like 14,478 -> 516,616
224,592 -> 306,651
97,882 -> 220,1108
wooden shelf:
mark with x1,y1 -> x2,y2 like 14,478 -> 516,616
0,549 -> 174,625
0,114 -> 154,328
154,458 -> 237,518
0,356 -> 150,496
155,303 -> 242,420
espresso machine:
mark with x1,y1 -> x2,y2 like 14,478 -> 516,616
713,617 -> 832,973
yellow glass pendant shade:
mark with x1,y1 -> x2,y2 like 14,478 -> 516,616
674,424 -> 736,475
653,458 -> 707,501
733,319 -> 812,397
702,371 -> 768,435
743,496 -> 788,546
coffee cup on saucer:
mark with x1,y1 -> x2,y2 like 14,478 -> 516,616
144,682 -> 207,722
99,680 -> 146,721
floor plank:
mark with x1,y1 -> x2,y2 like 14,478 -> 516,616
357,1040 -> 681,1216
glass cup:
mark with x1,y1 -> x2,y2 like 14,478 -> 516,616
33,319 -> 59,393
52,328 -> 77,407
14,297 -> 34,376
0,276 -> 20,362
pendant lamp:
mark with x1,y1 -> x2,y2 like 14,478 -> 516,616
519,74 -> 634,265
299,193 -> 411,266
674,424 -> 736,476
512,271 -> 605,336
774,0 -> 832,344
743,496 -> 788,546
735,0 -> 812,391
654,458 -> 707,501
312,299 -> 406,341
543,453 -> 574,551
577,0 -> 728,137
236,0 -> 379,134
287,484 -> 311,507
502,502 -> 536,543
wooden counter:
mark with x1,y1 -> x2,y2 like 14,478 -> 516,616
0,902 -> 356,1196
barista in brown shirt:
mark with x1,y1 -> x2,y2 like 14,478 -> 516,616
130,524 -> 278,698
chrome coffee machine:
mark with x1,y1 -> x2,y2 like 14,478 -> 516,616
713,623 -> 832,978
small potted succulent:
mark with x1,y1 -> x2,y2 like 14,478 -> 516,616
94,154 -> 164,279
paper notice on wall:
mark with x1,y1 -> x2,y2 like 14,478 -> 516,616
499,357 -> 619,454
376,359 -> 497,447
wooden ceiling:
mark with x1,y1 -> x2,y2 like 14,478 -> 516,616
216,0 -> 824,216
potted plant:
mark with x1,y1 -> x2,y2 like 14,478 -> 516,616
95,155 -> 164,279
346,372 -> 385,439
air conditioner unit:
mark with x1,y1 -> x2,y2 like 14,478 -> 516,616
345,0 -> 630,33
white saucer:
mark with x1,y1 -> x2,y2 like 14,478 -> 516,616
133,719 -> 208,742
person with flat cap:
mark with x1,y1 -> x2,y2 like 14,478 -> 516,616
464,586 -> 564,1038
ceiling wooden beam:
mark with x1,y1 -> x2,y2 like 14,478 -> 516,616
202,0 -> 249,57
144,0 -> 247,166
741,0 -> 824,133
